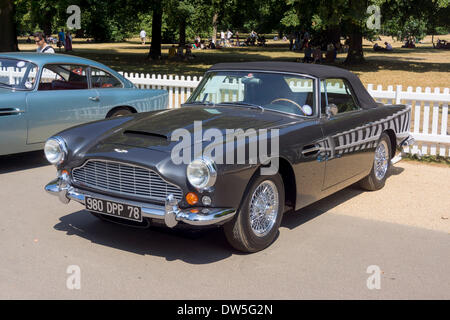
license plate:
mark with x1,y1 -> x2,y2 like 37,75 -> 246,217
85,197 -> 142,222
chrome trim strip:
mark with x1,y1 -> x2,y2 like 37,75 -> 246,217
0,108 -> 25,115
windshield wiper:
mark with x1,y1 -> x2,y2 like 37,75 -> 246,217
219,102 -> 264,112
0,83 -> 13,89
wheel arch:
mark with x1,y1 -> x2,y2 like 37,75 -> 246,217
105,106 -> 137,118
383,129 -> 396,159
238,157 -> 296,211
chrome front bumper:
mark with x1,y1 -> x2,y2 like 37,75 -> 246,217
45,178 -> 236,228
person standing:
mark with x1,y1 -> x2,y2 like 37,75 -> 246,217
226,29 -> 233,46
34,32 -> 55,53
58,29 -> 65,47
65,31 -> 73,52
220,30 -> 225,46
140,29 -> 147,45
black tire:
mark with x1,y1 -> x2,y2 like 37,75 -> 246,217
223,172 -> 285,253
360,133 -> 392,191
107,108 -> 132,118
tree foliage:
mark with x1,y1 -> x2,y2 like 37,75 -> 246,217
3,0 -> 448,60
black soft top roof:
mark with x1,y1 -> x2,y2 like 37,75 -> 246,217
209,62 -> 377,108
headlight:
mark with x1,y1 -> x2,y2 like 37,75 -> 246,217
186,157 -> 217,189
44,137 -> 67,165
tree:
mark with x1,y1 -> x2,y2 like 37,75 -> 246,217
148,0 -> 163,59
0,0 -> 19,52
289,0 -> 379,64
381,0 -> 449,44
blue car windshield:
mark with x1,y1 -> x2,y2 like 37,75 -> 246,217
186,71 -> 316,117
0,58 -> 38,90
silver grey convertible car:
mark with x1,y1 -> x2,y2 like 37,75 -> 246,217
0,53 -> 167,155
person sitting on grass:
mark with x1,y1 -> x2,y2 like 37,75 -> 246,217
385,41 -> 393,51
168,45 -> 176,58
208,40 -> 216,49
373,42 -> 383,51
257,35 -> 266,46
184,44 -> 195,60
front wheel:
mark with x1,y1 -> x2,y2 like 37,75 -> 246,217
224,173 -> 285,253
360,133 -> 392,191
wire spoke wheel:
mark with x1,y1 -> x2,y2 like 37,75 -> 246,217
249,180 -> 279,237
374,140 -> 389,180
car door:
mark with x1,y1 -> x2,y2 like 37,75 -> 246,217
89,67 -> 126,112
319,78 -> 373,189
0,91 -> 28,155
26,64 -> 101,144
282,77 -> 326,209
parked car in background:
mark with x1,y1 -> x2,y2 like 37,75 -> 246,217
0,53 -> 168,156
45,62 -> 414,252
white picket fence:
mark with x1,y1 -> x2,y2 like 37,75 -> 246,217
1,67 -> 449,156
122,72 -> 450,157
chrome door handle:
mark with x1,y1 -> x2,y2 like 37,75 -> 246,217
0,108 -> 25,115
89,96 -> 100,101
302,144 -> 321,156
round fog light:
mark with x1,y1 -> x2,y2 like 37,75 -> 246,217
202,196 -> 212,206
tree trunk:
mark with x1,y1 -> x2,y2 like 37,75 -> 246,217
327,26 -> 341,45
0,0 -> 19,52
179,19 -> 186,47
212,12 -> 218,44
345,25 -> 364,64
39,8 -> 53,36
148,1 -> 162,59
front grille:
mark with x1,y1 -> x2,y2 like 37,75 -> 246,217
72,159 -> 183,202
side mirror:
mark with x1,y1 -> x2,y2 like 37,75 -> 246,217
326,103 -> 338,118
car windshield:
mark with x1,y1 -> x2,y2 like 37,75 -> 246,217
186,71 -> 316,116
0,58 -> 38,90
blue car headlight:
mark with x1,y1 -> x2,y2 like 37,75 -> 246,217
44,136 -> 67,165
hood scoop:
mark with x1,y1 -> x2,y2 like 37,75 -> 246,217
123,130 -> 168,140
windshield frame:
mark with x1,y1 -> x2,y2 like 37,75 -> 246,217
0,58 -> 39,91
186,69 -> 319,118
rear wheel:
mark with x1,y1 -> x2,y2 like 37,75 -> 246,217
224,173 -> 285,253
360,133 -> 392,191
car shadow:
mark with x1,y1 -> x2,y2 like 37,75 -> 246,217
0,150 -> 49,174
53,164 -> 404,262
53,209 -> 234,263
282,164 -> 405,230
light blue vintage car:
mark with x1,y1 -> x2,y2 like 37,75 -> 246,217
0,53 -> 168,156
